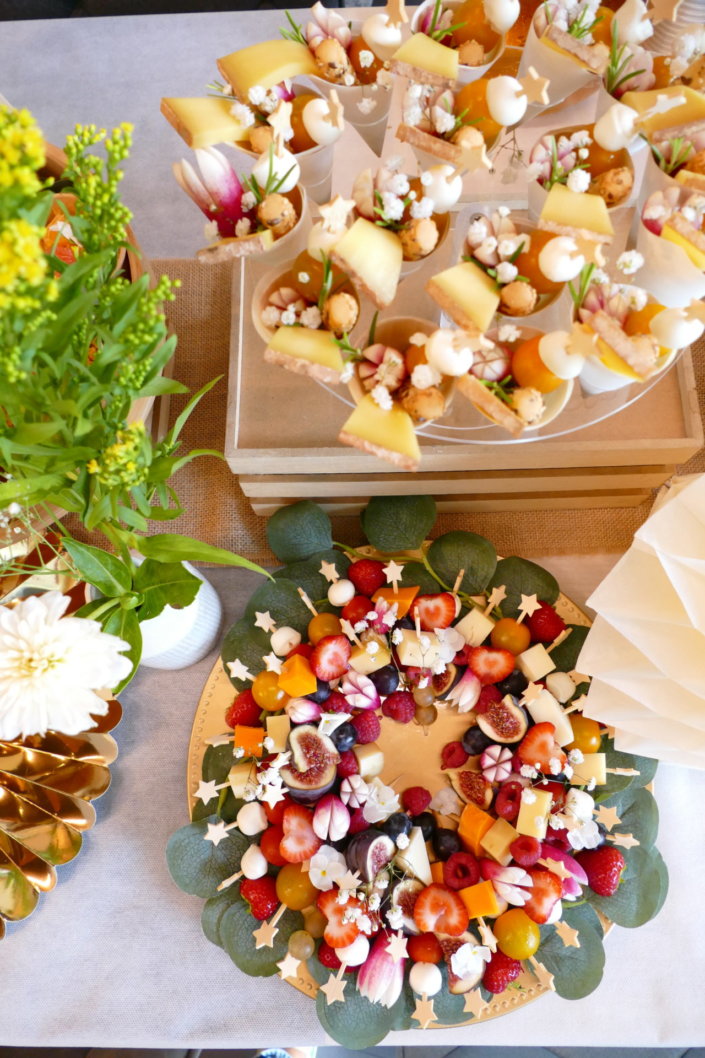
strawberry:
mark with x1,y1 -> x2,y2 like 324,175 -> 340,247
225,689 -> 262,728
576,846 -> 626,896
541,779 -> 567,813
413,883 -> 470,936
517,722 -> 567,775
341,595 -> 374,626
279,804 -> 322,863
317,888 -> 362,949
240,876 -> 278,920
317,940 -> 343,970
310,634 -> 351,681
527,602 -> 566,644
482,950 -> 522,994
467,646 -> 515,686
410,592 -> 456,631
348,559 -> 386,596
453,643 -> 474,666
474,684 -> 502,715
521,866 -> 562,924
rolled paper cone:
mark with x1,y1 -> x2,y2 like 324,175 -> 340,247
518,17 -> 595,104
639,146 -> 686,205
635,216 -> 705,307
296,139 -> 335,205
410,0 -> 506,85
306,73 -> 392,157
257,185 -> 311,269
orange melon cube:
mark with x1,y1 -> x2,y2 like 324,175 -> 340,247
458,879 -> 500,919
278,654 -> 317,697
234,725 -> 265,758
430,860 -> 445,884
458,802 -> 495,856
371,585 -> 419,619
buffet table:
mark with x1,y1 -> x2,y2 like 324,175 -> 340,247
3,7 -> 705,1050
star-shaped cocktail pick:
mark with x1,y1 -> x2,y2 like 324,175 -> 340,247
320,966 -> 348,1004
595,804 -> 622,830
268,99 -> 293,155
194,779 -> 219,804
217,867 -> 245,891
538,856 -> 574,881
520,682 -> 543,706
517,593 -> 542,623
529,956 -> 555,991
204,820 -> 232,847
338,869 -> 362,891
205,732 -> 234,748
484,585 -> 507,614
253,904 -> 287,949
385,0 -> 408,26
323,89 -> 344,132
297,586 -> 319,617
254,610 -> 277,633
520,66 -> 550,105
318,712 -> 352,738
554,920 -> 581,949
226,658 -> 254,682
643,92 -> 687,120
563,692 -> 589,716
413,994 -> 437,1029
547,627 -> 572,655
607,766 -> 640,777
477,916 -> 498,953
318,194 -> 356,233
319,559 -> 340,583
568,322 -> 598,360
383,560 -> 404,594
458,137 -> 492,175
386,930 -> 409,962
340,618 -> 364,648
260,783 -> 287,811
609,831 -> 640,850
451,568 -> 466,594
648,0 -> 682,21
463,988 -> 488,1018
277,952 -> 302,980
263,652 -> 283,674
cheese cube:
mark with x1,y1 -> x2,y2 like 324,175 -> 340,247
569,752 -> 607,787
515,787 -> 553,839
394,826 -> 432,886
526,688 -> 573,746
266,326 -> 345,380
426,261 -> 500,334
277,653 -> 317,697
480,818 -> 519,865
233,725 -> 265,758
372,585 -> 419,618
266,713 -> 291,753
228,760 -> 258,798
349,636 -> 392,675
352,742 -> 384,779
458,802 -> 495,856
459,878 -> 499,919
517,643 -> 555,682
454,607 -> 495,647
339,395 -> 420,473
331,218 -> 403,309
539,184 -> 614,239
430,860 -> 445,884
395,628 -> 443,668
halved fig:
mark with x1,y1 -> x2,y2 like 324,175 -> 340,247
477,694 -> 528,744
438,931 -> 485,994
390,877 -> 425,934
448,768 -> 493,809
345,829 -> 395,882
433,662 -> 458,699
280,724 -> 340,801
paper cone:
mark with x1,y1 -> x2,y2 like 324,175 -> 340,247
518,19 -> 595,104
306,74 -> 392,156
410,0 -> 506,85
635,213 -> 705,307
296,140 -> 335,204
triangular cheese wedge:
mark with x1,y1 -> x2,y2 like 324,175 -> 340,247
217,40 -> 317,98
391,33 -> 459,86
339,395 -> 421,470
426,261 -> 500,334
264,326 -> 345,384
161,97 -> 251,148
330,218 -> 403,310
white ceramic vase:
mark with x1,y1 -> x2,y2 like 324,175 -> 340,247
138,561 -> 223,670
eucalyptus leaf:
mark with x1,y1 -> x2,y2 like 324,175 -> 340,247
165,816 -> 249,899
586,845 -> 668,928
315,979 -> 397,1048
266,500 -> 333,563
598,786 -> 659,848
360,495 -> 437,553
595,739 -> 658,800
133,559 -> 201,621
399,560 -> 442,596
429,963 -> 472,1024
220,897 -> 303,977
488,556 -> 559,617
548,624 -> 590,672
244,578 -> 314,637
63,538 -> 132,597
273,549 -> 350,604
221,619 -> 272,690
427,531 -> 497,594
201,887 -> 242,949
538,902 -> 605,1000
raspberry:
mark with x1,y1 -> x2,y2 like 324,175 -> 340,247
494,780 -> 524,821
482,950 -> 523,994
382,690 -> 415,723
351,711 -> 381,744
576,846 -> 626,896
453,643 -> 473,666
317,940 -> 341,970
441,741 -> 469,770
527,602 -> 566,644
509,835 -> 541,867
348,805 -> 368,833
402,785 -> 432,816
475,684 -> 502,715
348,559 -> 386,596
326,690 -> 352,713
443,851 -> 480,890
224,688 -> 262,728
337,750 -> 359,778
240,876 -> 278,920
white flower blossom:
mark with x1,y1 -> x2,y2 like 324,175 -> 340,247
340,363 -> 354,383
235,218 -> 252,237
241,191 -> 257,211
396,832 -> 410,849
371,384 -> 393,410
520,764 -> 538,778
358,97 -> 377,116
368,892 -> 381,911
230,101 -> 255,127
450,942 -> 491,979
391,628 -> 403,645
498,323 -> 520,343
300,305 -> 323,329
410,196 -> 434,220
522,789 -> 537,804
359,48 -> 375,67
248,85 -> 267,105
567,168 -> 590,193
568,748 -> 584,764
496,261 -> 518,284
280,307 -> 298,326
309,846 -> 347,891
386,905 -> 404,929
432,105 -> 456,135
411,363 -> 441,390
380,191 -> 405,221
203,219 -> 219,241
616,250 -> 644,276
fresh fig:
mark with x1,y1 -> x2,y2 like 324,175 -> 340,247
477,694 -> 528,744
279,724 -> 340,801
345,829 -> 395,882
438,931 -> 484,994
432,662 -> 458,698
448,767 -> 493,809
390,877 -> 425,935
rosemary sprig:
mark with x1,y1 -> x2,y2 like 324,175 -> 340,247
481,375 -> 514,404
317,253 -> 334,312
333,332 -> 363,363
430,18 -> 466,40
568,262 -> 596,309
427,0 -> 443,35
279,9 -> 308,45
367,310 -> 379,347
372,189 -> 408,230
242,145 -> 296,203
568,6 -> 602,39
542,134 -> 591,189
605,19 -> 646,95
649,135 -> 695,175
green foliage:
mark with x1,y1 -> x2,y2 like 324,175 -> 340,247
399,560 -> 442,595
549,623 -> 590,672
165,817 -> 249,899
220,896 -> 304,976
360,495 -> 437,552
244,578 -> 314,636
316,980 -> 405,1048
427,531 -> 497,594
266,501 -> 332,562
586,845 -> 669,928
539,902 -> 605,999
221,619 -> 272,690
489,556 -> 559,616
273,548 -> 350,604
201,887 -> 241,948
596,738 -> 658,800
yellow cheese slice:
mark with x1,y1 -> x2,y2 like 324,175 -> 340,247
391,33 -> 459,82
267,326 -> 345,374
540,34 -> 590,69
217,40 -> 317,98
594,335 -> 643,380
622,85 -> 705,137
515,788 -> 553,840
539,184 -> 614,238
339,395 -> 421,470
426,260 -> 500,334
662,222 -> 705,271
330,218 -> 403,309
160,96 -> 251,148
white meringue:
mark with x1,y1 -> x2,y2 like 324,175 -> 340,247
486,75 -> 527,128
593,103 -> 639,152
302,97 -> 343,147
241,843 -> 269,880
483,0 -> 519,33
328,578 -> 356,606
361,11 -> 403,61
649,308 -> 704,350
538,235 -> 585,283
425,328 -> 476,376
271,625 -> 301,656
538,330 -> 586,379
409,961 -> 443,997
419,164 -> 463,212
251,146 -> 300,193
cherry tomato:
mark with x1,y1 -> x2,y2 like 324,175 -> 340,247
291,250 -> 350,303
252,670 -> 289,712
623,302 -> 665,337
511,335 -> 563,394
491,617 -> 531,654
567,713 -> 602,754
289,94 -> 320,153
494,908 -> 541,960
587,137 -> 629,178
652,55 -> 672,89
590,6 -> 614,47
349,35 -> 385,84
453,79 -> 502,147
276,862 -> 318,910
452,0 -> 502,52
260,824 -> 288,866
513,229 -> 565,295
308,612 -> 342,644
407,931 -> 443,963
342,594 -> 374,625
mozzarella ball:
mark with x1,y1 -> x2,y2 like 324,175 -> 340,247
486,76 -> 528,128
594,103 -> 639,152
409,961 -> 443,996
335,934 -> 371,966
425,328 -> 475,376
361,12 -> 402,61
649,308 -> 704,350
271,625 -> 302,656
236,802 -> 268,836
307,222 -> 341,261
252,146 -> 301,194
538,330 -> 586,379
241,844 -> 269,879
538,235 -> 585,283
302,97 -> 344,147
328,578 -> 356,606
421,164 -> 463,212
483,0 -> 520,33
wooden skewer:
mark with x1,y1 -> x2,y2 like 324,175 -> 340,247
297,587 -> 318,616
452,568 -> 465,594
547,627 -> 572,653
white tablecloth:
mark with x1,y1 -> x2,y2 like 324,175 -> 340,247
2,557 -> 705,1048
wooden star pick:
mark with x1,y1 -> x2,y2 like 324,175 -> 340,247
554,920 -> 581,949
253,905 -> 286,949
205,732 -> 234,747
338,869 -> 362,891
204,820 -> 231,847
463,987 -> 489,1018
452,568 -> 466,594
458,137 -> 492,175
340,618 -> 364,648
648,0 -> 683,20
263,652 -> 283,673
318,194 -> 356,233
413,994 -> 437,1029
606,766 -> 640,777
323,89 -> 345,131
385,0 -> 409,26
643,91 -> 688,120
254,610 -> 277,633
320,966 -> 347,1005
319,559 -> 339,583
297,586 -> 319,617
277,952 -> 302,980
547,627 -> 572,654
386,930 -> 409,962
609,831 -> 640,850
520,66 -> 551,105
595,804 -> 622,830
517,593 -> 542,623
477,916 -> 498,953
563,692 -> 589,715
226,657 -> 253,682
217,867 -> 244,891
529,956 -> 555,992
383,560 -> 404,591
484,585 -> 507,614
268,99 -> 293,155
568,322 -> 598,360
194,778 -> 219,804
520,682 -> 543,706
538,856 -> 574,881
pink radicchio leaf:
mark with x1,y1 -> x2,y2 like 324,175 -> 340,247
539,841 -> 588,897
285,697 -> 323,723
306,1 -> 352,49
581,285 -> 607,315
194,146 -> 244,228
340,671 -> 380,711
173,159 -> 213,216
356,932 -> 406,1008
272,80 -> 296,103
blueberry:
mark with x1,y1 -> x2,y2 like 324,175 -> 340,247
369,665 -> 399,695
381,812 -> 412,840
412,811 -> 435,842
330,722 -> 356,753
496,670 -> 528,697
306,678 -> 331,704
433,827 -> 461,860
398,615 -> 415,629
462,725 -> 492,755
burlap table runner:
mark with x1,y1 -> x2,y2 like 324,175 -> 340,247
154,256 -> 705,566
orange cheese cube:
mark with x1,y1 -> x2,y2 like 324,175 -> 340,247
458,879 -> 500,919
278,654 -> 317,697
233,725 -> 265,758
430,860 -> 445,884
458,802 -> 495,856
371,585 -> 419,619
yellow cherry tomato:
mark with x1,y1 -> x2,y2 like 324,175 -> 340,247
252,670 -> 290,712
289,94 -> 320,153
511,335 -> 563,394
453,79 -> 503,147
349,35 -> 385,84
590,6 -> 614,46
494,908 -> 541,960
513,229 -> 565,295
308,612 -> 342,644
567,713 -> 602,754
491,617 -> 531,654
451,0 -> 502,51
652,55 -> 672,89
276,862 -> 318,910
587,137 -> 630,177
